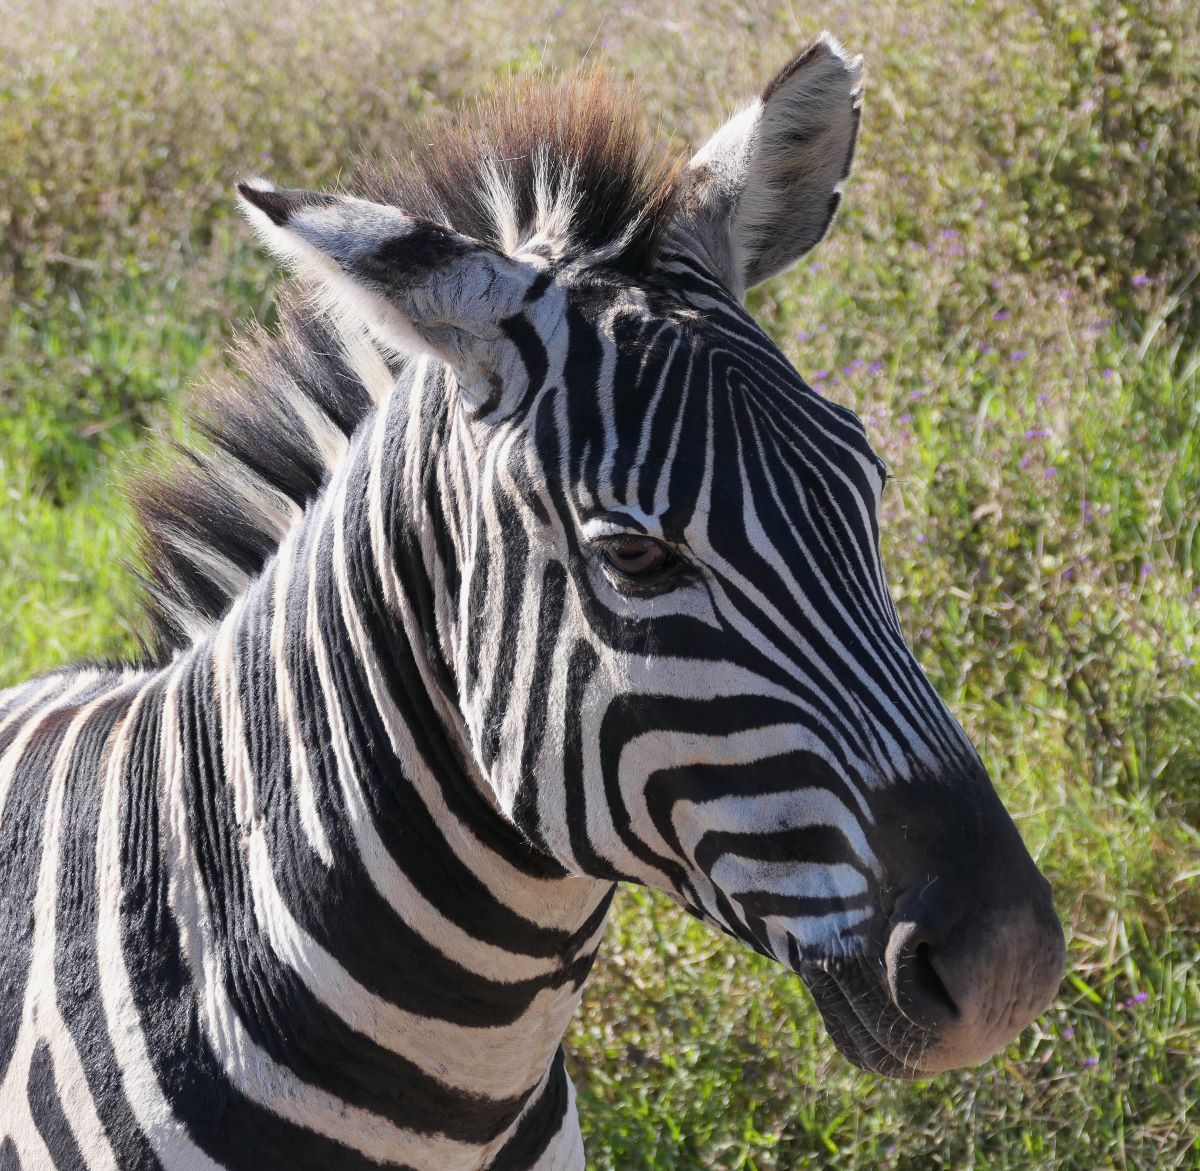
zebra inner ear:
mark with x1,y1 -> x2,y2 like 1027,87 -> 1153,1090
237,180 -> 538,409
672,33 -> 863,296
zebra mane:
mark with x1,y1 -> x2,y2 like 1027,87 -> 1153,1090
354,69 -> 682,270
130,70 -> 682,656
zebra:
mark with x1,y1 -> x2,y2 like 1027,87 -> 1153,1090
0,35 -> 1065,1170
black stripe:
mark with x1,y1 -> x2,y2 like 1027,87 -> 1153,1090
28,1041 -> 88,1171
479,489 -> 530,771
561,641 -> 614,877
488,1048 -> 572,1171
512,562 -> 568,851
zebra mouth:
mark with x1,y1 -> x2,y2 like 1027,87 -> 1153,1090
801,959 -> 932,1078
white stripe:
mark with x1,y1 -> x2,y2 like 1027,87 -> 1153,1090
94,680 -> 225,1170
0,671 -> 103,823
707,857 -> 868,901
0,674 -> 65,735
269,528 -> 334,866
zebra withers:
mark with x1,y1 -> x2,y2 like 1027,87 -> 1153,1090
0,36 -> 1065,1170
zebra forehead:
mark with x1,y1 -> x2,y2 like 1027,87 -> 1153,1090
541,295 -> 883,481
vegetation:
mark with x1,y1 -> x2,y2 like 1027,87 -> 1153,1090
2,1 -> 1196,1166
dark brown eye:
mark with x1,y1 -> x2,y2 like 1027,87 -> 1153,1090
601,535 -> 672,578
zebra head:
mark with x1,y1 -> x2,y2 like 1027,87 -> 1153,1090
239,37 -> 1064,1078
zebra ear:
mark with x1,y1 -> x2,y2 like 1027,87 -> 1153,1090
237,180 -> 538,409
674,34 -> 862,296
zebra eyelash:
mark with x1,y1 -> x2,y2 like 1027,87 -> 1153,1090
586,533 -> 696,597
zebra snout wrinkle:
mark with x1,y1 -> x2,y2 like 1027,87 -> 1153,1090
883,873 -> 1066,1072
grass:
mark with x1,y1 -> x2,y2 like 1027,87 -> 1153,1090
2,0 -> 1197,1166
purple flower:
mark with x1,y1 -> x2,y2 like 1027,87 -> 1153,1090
813,370 -> 830,381
1037,392 -> 1050,403
1063,569 -> 1074,581
796,330 -> 812,341
1009,349 -> 1029,363
1061,1027 -> 1075,1039
899,412 -> 912,423
1083,1056 -> 1099,1068
810,262 -> 823,272
1025,428 -> 1050,440
1102,367 -> 1116,380
1138,139 -> 1150,152
910,388 -> 925,401
989,278 -> 1003,290
940,228 -> 959,239
993,311 -> 1010,321
916,534 -> 929,545
1019,457 -> 1032,470
1044,466 -> 1057,479
1132,274 -> 1150,288
1141,563 -> 1154,578
868,361 -> 884,373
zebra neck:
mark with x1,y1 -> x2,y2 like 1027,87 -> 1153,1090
139,390 -> 613,1161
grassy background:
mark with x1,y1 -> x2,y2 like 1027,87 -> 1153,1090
2,0 -> 1197,1166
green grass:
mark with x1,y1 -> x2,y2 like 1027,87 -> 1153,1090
2,1 -> 1197,1167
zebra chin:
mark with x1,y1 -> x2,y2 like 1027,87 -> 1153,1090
797,906 -> 1065,1081
799,957 -> 943,1078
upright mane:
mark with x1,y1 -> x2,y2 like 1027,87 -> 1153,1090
131,70 -> 682,656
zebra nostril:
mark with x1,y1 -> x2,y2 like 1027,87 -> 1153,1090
885,919 -> 961,1030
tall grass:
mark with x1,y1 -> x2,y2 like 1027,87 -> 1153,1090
1,1 -> 1196,1166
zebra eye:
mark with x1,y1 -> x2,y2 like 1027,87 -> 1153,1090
600,535 -> 672,579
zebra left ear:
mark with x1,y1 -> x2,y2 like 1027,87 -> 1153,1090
673,34 -> 863,296
237,180 -> 539,411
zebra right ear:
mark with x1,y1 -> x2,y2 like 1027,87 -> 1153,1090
672,34 -> 863,297
237,180 -> 540,412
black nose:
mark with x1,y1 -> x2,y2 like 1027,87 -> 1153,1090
880,871 -> 1065,1071
884,914 -> 961,1030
